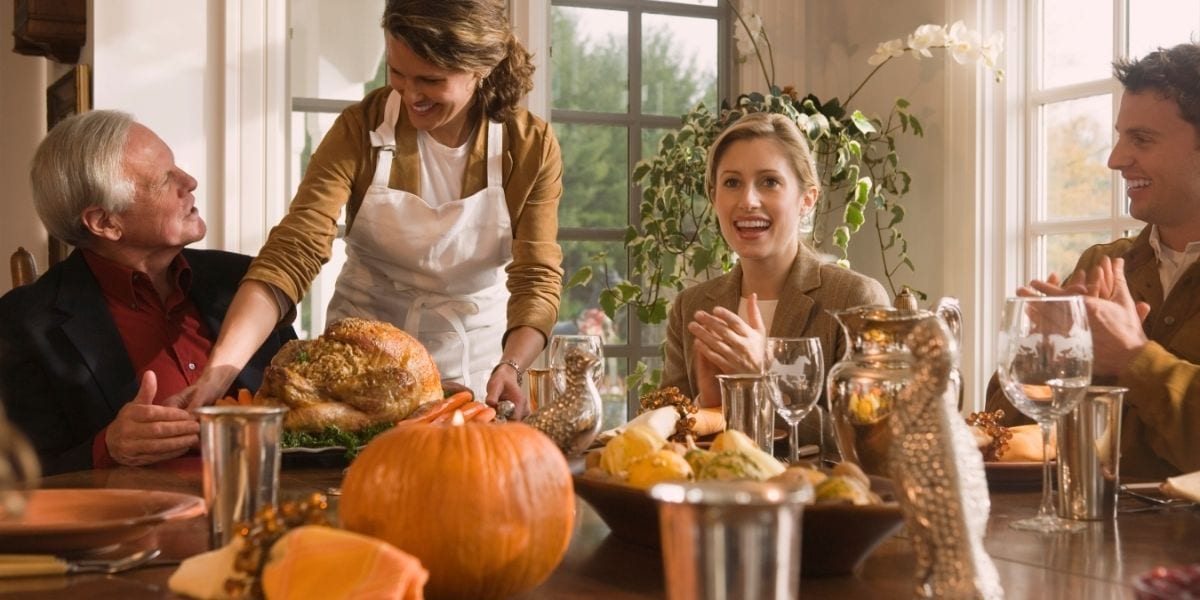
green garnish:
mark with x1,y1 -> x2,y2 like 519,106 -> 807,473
281,421 -> 395,459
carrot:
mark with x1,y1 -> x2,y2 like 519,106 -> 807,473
457,402 -> 488,421
472,406 -> 497,423
432,400 -> 483,424
238,388 -> 254,406
406,392 -> 473,425
215,395 -> 238,407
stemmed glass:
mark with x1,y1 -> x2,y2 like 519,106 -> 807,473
764,337 -> 824,464
549,334 -> 605,390
997,296 -> 1093,533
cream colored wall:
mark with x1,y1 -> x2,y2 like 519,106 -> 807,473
798,0 -> 950,300
92,0 -> 222,250
0,8 -> 50,295
735,0 -> 989,402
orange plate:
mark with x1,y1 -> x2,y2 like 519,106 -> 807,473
0,489 -> 205,553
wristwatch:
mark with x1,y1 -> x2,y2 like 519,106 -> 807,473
494,359 -> 525,385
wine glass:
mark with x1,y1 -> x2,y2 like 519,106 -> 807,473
549,334 -> 605,389
997,296 -> 1092,533
765,337 -> 824,464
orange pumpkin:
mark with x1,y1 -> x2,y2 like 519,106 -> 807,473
339,418 -> 575,600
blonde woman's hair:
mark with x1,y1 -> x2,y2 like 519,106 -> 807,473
30,110 -> 137,248
705,112 -> 821,203
383,0 -> 534,122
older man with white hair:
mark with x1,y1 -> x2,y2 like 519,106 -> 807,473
0,110 -> 294,475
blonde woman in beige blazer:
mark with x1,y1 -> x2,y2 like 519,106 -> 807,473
661,113 -> 889,407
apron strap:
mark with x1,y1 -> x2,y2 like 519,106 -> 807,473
369,90 -> 402,187
402,293 -> 480,389
486,120 -> 503,188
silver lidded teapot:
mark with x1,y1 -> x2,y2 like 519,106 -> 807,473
826,290 -> 963,475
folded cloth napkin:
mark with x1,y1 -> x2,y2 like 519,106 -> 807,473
168,537 -> 245,600
169,526 -> 428,600
997,424 -> 1056,462
1163,470 -> 1200,504
262,526 -> 428,600
597,406 -> 679,443
694,407 -> 725,437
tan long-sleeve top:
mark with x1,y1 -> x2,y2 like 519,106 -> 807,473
987,227 -> 1200,479
244,86 -> 565,341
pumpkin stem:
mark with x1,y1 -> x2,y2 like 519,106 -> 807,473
451,410 -> 465,426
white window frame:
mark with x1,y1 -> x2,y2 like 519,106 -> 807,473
1020,0 -> 1140,284
542,0 -> 729,411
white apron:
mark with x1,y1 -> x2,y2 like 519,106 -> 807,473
327,90 -> 512,400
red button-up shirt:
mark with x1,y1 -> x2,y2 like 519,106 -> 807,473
82,251 -> 213,467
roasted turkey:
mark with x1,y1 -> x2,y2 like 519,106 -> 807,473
255,318 -> 442,431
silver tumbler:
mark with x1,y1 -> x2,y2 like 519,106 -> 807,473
717,374 -> 776,453
650,480 -> 814,600
196,405 -> 286,548
1056,386 -> 1126,521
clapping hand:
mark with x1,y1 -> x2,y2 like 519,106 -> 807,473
689,294 -> 767,406
1022,257 -> 1150,377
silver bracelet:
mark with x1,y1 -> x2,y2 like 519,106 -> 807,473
493,359 -> 525,385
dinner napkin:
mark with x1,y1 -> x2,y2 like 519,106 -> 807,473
261,526 -> 428,600
999,424 -> 1056,462
1163,470 -> 1200,504
168,537 -> 244,600
169,527 -> 428,600
694,407 -> 726,437
597,406 -> 679,444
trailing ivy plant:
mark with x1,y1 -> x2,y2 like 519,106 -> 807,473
566,7 -> 1003,393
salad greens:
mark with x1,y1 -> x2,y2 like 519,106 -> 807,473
281,421 -> 396,459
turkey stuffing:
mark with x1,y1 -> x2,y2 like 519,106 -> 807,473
255,318 -> 442,431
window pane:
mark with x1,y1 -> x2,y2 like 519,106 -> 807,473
1042,95 -> 1112,219
1129,1 -> 1200,61
641,127 -> 672,162
558,240 -> 629,345
642,14 -> 718,116
601,358 -> 630,429
290,111 -> 344,201
640,287 -> 674,347
1042,0 -> 1112,87
297,237 -> 348,339
556,123 -> 629,227
290,0 -> 387,100
551,7 -> 629,113
1039,231 -> 1112,281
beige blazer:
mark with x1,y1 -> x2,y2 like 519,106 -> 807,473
661,244 -> 890,401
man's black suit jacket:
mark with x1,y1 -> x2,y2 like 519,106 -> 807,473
0,248 -> 296,474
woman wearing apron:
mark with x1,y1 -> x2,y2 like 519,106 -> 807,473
176,0 -> 563,416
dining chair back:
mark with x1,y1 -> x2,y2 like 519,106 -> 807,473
10,247 -> 38,287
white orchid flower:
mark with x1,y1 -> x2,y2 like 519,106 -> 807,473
868,38 -> 906,66
946,21 -> 968,44
907,24 -> 947,59
949,27 -> 981,65
980,31 -> 1005,68
745,13 -> 764,38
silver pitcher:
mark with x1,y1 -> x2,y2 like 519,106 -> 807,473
827,294 -> 963,476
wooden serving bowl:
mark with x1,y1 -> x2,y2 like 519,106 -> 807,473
572,470 -> 904,576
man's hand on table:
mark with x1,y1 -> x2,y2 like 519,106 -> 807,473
106,371 -> 200,466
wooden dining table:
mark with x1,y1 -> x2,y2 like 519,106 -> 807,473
3,458 -> 1198,599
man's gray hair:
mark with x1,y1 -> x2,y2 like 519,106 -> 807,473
30,110 -> 137,248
